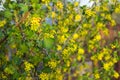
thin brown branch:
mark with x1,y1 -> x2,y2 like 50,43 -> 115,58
15,11 -> 30,27
0,35 -> 8,45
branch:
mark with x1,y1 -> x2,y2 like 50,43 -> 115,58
15,11 -> 30,27
0,35 -> 8,45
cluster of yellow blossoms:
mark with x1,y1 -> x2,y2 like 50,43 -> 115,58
56,1 -> 63,10
39,72 -> 49,80
30,17 -> 41,31
75,14 -> 81,21
113,71 -> 119,79
48,59 -> 57,69
77,48 -> 85,61
0,20 -> 6,27
41,0 -> 50,5
24,61 -> 34,72
115,4 -> 120,13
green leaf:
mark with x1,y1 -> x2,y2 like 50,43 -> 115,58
12,56 -> 21,65
19,3 -> 28,12
20,43 -> 28,53
118,31 -> 120,38
0,31 -> 4,39
30,0 -> 39,3
43,38 -> 54,50
4,10 -> 13,19
4,65 -> 15,74
13,72 -> 19,80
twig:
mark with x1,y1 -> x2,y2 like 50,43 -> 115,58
0,35 -> 8,45
15,11 -> 30,41
15,11 -> 30,27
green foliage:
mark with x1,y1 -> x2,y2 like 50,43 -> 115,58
0,0 -> 120,80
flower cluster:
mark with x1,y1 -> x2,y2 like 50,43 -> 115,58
39,72 -> 49,80
0,20 -> 6,27
24,61 -> 34,72
56,1 -> 63,10
30,17 -> 41,31
48,59 -> 57,69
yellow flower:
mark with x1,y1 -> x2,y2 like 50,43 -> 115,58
102,6 -> 108,11
66,60 -> 70,67
72,44 -> 77,51
62,49 -> 69,57
88,44 -> 94,52
113,58 -> 117,63
57,45 -> 62,51
56,1 -> 63,10
0,20 -> 6,27
39,72 -> 49,80
91,56 -> 96,61
95,6 -> 100,12
115,7 -> 120,13
104,55 -> 111,61
94,73 -> 100,79
83,23 -> 91,28
73,33 -> 79,40
69,14 -> 73,20
74,2 -> 79,7
111,20 -> 116,26
51,12 -> 56,18
48,60 -> 57,69
103,28 -> 109,36
60,27 -> 68,33
113,71 -> 119,79
101,13 -> 105,17
98,53 -> 103,61
30,17 -> 41,31
77,55 -> 82,61
94,34 -> 101,41
105,14 -> 112,20
56,68 -> 61,74
42,0 -> 50,4
58,35 -> 67,44
24,61 -> 34,72
64,19 -> 69,25
56,74 -> 63,80
96,22 -> 104,29
75,14 -> 81,21
78,48 -> 85,54
81,30 -> 88,36
103,63 -> 110,71
63,68 -> 67,72
79,65 -> 84,71
85,9 -> 94,18
109,61 -> 114,66
111,44 -> 116,49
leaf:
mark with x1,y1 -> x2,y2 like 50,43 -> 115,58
30,0 -> 39,3
19,3 -> 28,12
0,31 -> 4,39
12,56 -> 21,65
4,10 -> 13,19
118,31 -> 120,38
4,65 -> 15,74
20,43 -> 28,53
43,38 -> 54,50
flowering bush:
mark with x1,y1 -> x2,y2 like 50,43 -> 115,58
0,0 -> 120,80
